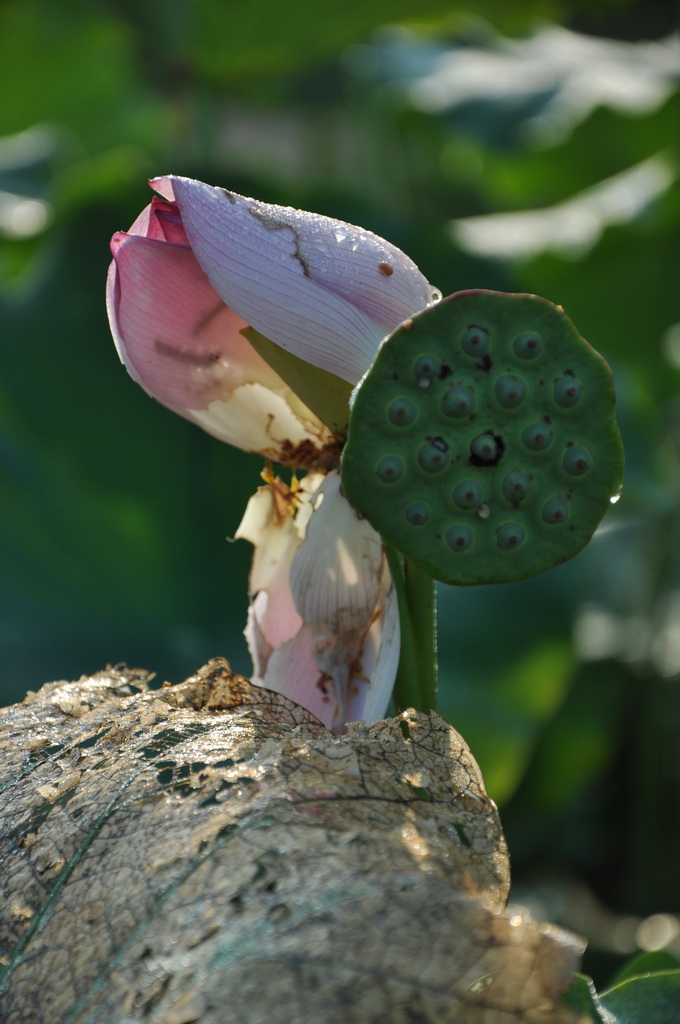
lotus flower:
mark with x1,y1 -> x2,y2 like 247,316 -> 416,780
106,176 -> 440,730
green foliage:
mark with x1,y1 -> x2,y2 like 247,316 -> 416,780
1,0 -> 678,988
563,951 -> 680,1023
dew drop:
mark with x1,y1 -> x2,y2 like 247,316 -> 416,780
405,501 -> 430,526
388,396 -> 418,426
446,524 -> 474,552
495,374 -> 528,409
441,383 -> 476,418
522,422 -> 554,451
453,479 -> 483,509
376,454 -> 405,483
461,325 -> 490,357
542,496 -> 570,523
477,503 -> 491,520
497,522 -> 526,550
513,332 -> 543,359
563,445 -> 592,476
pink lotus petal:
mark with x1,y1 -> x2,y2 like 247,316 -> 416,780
108,231 -> 329,454
152,175 -> 439,384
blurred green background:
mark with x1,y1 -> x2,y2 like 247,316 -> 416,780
1,0 -> 678,985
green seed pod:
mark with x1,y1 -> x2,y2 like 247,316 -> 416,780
341,290 -> 624,585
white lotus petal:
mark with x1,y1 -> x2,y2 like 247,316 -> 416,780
189,382 -> 328,456
349,563 -> 400,725
288,471 -> 391,723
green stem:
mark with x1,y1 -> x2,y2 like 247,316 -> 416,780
404,558 -> 438,713
384,543 -> 420,713
385,544 -> 438,714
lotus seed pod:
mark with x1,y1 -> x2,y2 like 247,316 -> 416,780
341,290 -> 624,585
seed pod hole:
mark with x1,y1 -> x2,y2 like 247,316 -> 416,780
495,374 -> 528,409
542,496 -> 570,523
446,524 -> 474,552
441,383 -> 476,418
497,522 -> 526,550
376,454 -> 405,483
563,445 -> 592,476
554,375 -> 584,408
470,433 -> 500,465
461,325 -> 490,357
453,479 -> 483,510
502,471 -> 532,504
513,332 -> 543,359
522,422 -> 554,451
405,501 -> 430,526
388,396 -> 419,426
413,353 -> 441,386
418,438 -> 450,473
